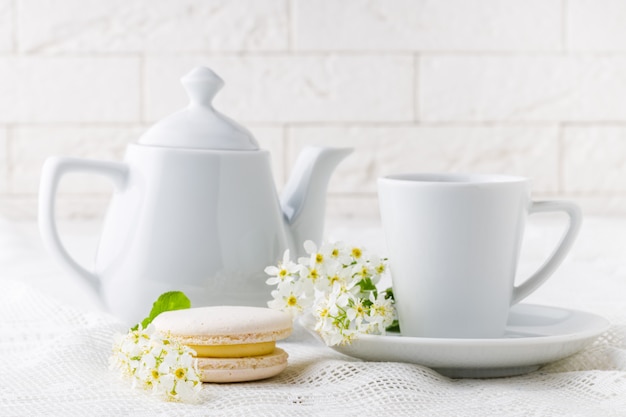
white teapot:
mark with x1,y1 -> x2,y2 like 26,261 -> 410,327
39,67 -> 351,325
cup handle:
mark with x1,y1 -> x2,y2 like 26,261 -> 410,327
511,201 -> 582,305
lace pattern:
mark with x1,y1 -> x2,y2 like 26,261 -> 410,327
1,280 -> 625,416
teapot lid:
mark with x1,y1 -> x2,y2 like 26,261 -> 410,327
137,67 -> 259,150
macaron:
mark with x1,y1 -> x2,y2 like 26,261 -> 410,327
151,306 -> 292,383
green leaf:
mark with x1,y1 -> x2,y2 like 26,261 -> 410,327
357,277 -> 377,292
383,287 -> 395,301
131,291 -> 191,331
386,319 -> 400,333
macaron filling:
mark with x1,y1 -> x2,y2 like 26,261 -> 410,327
189,341 -> 276,358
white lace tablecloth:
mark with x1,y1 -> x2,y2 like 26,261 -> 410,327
1,216 -> 626,416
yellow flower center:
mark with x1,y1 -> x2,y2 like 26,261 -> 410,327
279,268 -> 288,277
351,248 -> 362,259
174,368 -> 186,380
309,269 -> 319,281
376,264 -> 385,274
151,369 -> 160,380
287,295 -> 298,307
315,253 -> 324,263
331,248 -> 339,257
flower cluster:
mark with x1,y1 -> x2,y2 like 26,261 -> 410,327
110,324 -> 202,402
265,240 -> 396,346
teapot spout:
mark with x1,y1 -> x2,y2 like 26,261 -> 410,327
280,147 -> 352,257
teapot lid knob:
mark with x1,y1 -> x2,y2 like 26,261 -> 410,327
181,67 -> 224,108
137,66 -> 259,150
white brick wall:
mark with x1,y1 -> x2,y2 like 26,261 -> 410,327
293,0 -> 563,51
0,127 -> 7,193
145,55 -> 414,122
10,126 -> 143,194
420,55 -> 626,122
0,57 -> 141,123
563,126 -> 626,193
0,0 -> 625,220
0,0 -> 12,52
17,0 -> 289,53
288,125 -> 560,193
567,0 -> 626,51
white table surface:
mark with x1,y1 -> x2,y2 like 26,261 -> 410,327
1,215 -> 625,416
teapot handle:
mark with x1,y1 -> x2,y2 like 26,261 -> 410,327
38,157 -> 129,293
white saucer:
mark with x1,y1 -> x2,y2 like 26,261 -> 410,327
309,304 -> 610,378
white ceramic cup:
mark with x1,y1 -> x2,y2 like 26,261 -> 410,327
378,173 -> 582,339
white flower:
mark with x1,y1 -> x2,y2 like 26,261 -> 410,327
110,325 -> 202,402
351,261 -> 373,283
345,297 -> 367,325
313,287 -> 348,324
313,262 -> 351,292
265,250 -> 300,286
366,292 -> 396,334
318,320 -> 359,346
320,240 -> 352,266
268,280 -> 312,318
318,326 -> 347,346
365,254 -> 387,285
265,240 -> 397,347
299,264 -> 322,289
302,240 -> 355,273
348,245 -> 364,261
299,240 -> 321,265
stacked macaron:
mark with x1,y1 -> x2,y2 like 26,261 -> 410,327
151,306 -> 292,383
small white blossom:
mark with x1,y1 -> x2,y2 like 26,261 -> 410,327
110,325 -> 202,402
315,264 -> 351,292
265,240 -> 396,346
351,262 -> 373,283
367,291 -> 396,334
365,255 -> 386,285
346,298 -> 367,325
265,250 -> 300,286
299,264 -> 322,291
268,280 -> 313,318
320,240 -> 352,265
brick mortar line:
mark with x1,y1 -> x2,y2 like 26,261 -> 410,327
6,121 -> 626,128
557,123 -> 565,195
0,52 -> 144,59
13,51 -> 626,58
4,124 -> 12,187
287,0 -> 294,53
413,54 -> 419,123
139,55 -> 146,124
562,0 -> 569,52
326,192 -> 626,197
6,192 -> 626,198
4,189 -> 624,197
7,121 -> 626,127
5,51 -> 626,59
10,0 -> 17,53
0,123 -> 148,129
281,124 -> 290,185
240,122 -> 576,127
